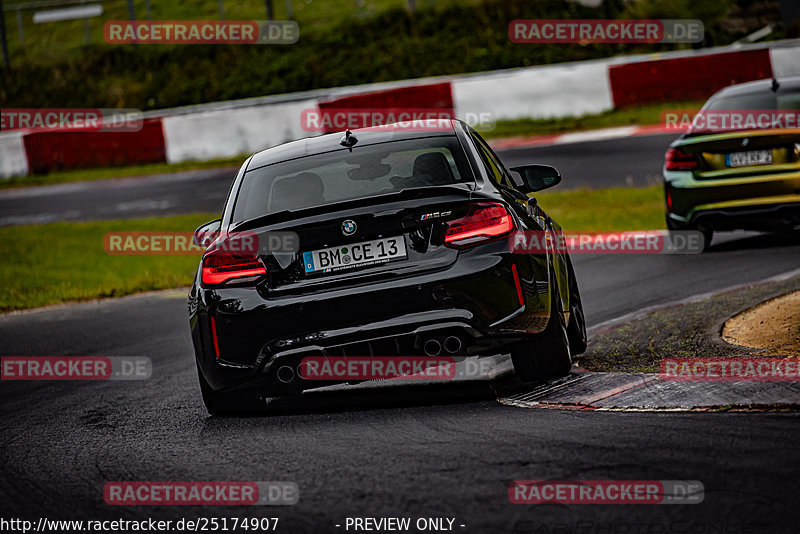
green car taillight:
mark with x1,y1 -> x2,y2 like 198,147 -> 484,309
665,147 -> 699,171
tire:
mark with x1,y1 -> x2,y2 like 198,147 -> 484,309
196,363 -> 263,416
510,277 -> 572,383
667,216 -> 712,251
565,257 -> 587,355
697,226 -> 713,251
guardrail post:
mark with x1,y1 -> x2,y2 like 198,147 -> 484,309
126,0 -> 136,21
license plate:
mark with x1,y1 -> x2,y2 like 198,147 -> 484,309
303,236 -> 407,274
726,150 -> 772,167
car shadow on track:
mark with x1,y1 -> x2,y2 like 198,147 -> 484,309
201,359 -> 547,418
707,228 -> 800,253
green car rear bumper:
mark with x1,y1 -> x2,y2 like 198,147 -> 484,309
663,129 -> 800,231
665,169 -> 800,230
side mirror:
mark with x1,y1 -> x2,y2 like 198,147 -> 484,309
193,219 -> 222,247
510,165 -> 562,194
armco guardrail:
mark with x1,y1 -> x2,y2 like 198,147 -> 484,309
0,133 -> 29,178
22,119 -> 166,174
608,48 -> 773,108
161,99 -> 315,164
2,39 -> 800,179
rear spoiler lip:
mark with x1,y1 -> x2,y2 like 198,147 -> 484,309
677,128 -> 800,144
232,184 -> 477,233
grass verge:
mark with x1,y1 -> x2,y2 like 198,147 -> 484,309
0,157 -> 245,190
536,185 -> 664,231
0,213 -> 216,312
0,185 -> 664,312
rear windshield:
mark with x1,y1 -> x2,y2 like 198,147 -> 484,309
232,137 -> 473,224
705,88 -> 800,110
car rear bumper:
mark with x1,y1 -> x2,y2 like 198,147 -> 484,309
664,169 -> 800,230
189,247 -> 550,394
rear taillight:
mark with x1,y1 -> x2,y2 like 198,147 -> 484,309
201,250 -> 267,286
665,147 -> 699,171
445,203 -> 514,247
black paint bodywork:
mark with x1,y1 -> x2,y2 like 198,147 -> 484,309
189,120 -> 574,396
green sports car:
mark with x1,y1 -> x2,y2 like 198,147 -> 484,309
663,76 -> 800,249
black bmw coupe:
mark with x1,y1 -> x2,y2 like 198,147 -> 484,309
189,119 -> 586,414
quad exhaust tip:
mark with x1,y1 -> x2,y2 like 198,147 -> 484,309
424,336 -> 463,355
444,336 -> 462,354
277,365 -> 295,383
423,339 -> 442,356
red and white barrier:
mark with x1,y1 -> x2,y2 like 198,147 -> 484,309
3,40 -> 799,179
22,119 -> 167,174
161,99 -> 315,163
315,83 -> 454,133
771,46 -> 800,78
607,48 -> 773,108
452,58 -> 615,120
0,133 -> 29,178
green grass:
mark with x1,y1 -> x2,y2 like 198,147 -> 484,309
536,185 -> 664,231
0,156 -> 246,189
5,0 -> 480,65
478,100 -> 704,139
0,185 -> 664,312
0,213 -> 217,312
3,0 -> 729,111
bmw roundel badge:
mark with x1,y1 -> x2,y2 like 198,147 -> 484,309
341,219 -> 357,236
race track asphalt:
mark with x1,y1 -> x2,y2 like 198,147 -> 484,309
1,132 -> 799,532
2,231 -> 799,532
0,133 -> 678,226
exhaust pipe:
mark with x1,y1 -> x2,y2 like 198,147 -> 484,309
443,336 -> 462,354
423,339 -> 442,356
277,365 -> 295,383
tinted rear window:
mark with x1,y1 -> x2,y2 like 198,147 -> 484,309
706,87 -> 800,110
232,137 -> 473,223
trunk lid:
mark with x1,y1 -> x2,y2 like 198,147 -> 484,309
234,185 -> 477,293
678,130 -> 800,180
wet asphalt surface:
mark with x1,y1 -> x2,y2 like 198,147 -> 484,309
0,134 -> 675,226
1,133 -> 799,532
